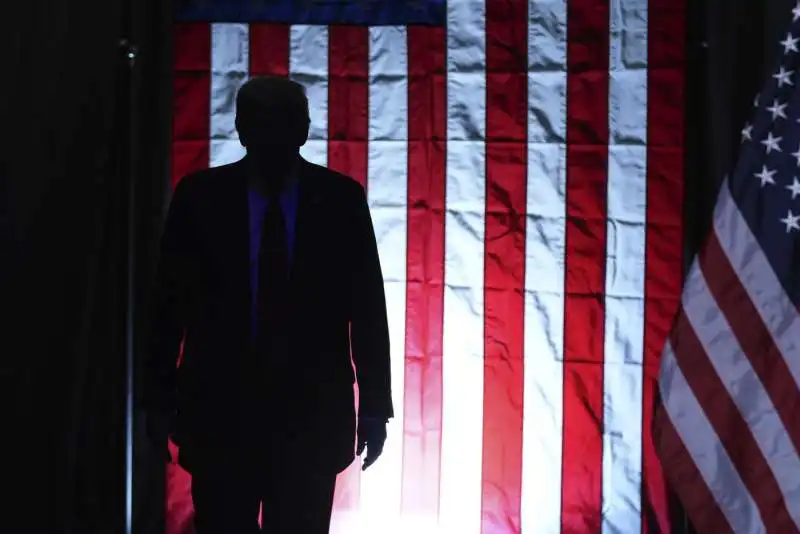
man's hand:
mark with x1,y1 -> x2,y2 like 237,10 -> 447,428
356,416 -> 387,471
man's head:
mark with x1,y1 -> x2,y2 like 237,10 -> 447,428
235,76 -> 310,173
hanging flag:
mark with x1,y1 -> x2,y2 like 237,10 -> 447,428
653,3 -> 800,533
168,0 -> 687,532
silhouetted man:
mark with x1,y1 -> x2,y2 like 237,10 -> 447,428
144,76 -> 393,534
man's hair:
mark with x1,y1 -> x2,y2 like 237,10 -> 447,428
235,76 -> 310,134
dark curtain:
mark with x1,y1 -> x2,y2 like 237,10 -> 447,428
2,0 -> 126,531
0,0 -> 170,532
0,0 -> 795,533
684,0 -> 795,260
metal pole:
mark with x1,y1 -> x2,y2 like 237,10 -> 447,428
118,35 -> 138,534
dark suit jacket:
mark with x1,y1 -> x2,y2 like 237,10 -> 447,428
144,156 -> 393,474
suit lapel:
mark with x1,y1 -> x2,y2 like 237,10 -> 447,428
291,159 -> 322,286
221,160 -> 252,337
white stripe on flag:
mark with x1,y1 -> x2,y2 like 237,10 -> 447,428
682,266 -> 800,525
291,25 -> 329,167
210,23 -> 248,167
601,1 -> 648,531
520,0 -> 567,532
359,25 -> 408,528
439,0 -> 486,532
659,341 -> 765,532
712,182 -> 800,386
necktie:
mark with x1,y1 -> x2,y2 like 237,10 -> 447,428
255,195 -> 288,352
243,194 -> 288,439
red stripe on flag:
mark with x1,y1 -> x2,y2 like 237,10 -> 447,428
642,1 -> 686,532
249,23 -> 290,77
670,310 -> 799,533
700,234 -> 800,460
171,22 -> 211,187
328,25 -> 369,512
652,404 -> 735,534
561,0 -> 610,530
328,26 -> 369,187
402,25 -> 446,518
481,0 -> 528,532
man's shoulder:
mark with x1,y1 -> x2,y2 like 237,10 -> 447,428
302,159 -> 364,198
175,160 -> 244,195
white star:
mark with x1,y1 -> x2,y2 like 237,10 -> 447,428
768,99 -> 788,120
782,33 -> 799,54
774,66 -> 795,87
794,1 -> 800,22
761,132 -> 783,153
741,123 -> 753,142
754,93 -> 761,107
787,177 -> 800,199
755,165 -> 777,187
793,145 -> 800,166
781,210 -> 800,232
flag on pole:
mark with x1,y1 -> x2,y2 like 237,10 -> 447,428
168,0 -> 687,532
653,3 -> 800,533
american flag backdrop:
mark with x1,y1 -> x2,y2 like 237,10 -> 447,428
167,0 -> 687,533
653,5 -> 800,534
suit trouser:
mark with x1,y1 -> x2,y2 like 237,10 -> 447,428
189,341 -> 341,534
189,442 -> 338,534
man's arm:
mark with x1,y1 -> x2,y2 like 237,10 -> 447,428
349,184 -> 393,421
142,177 -> 194,421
